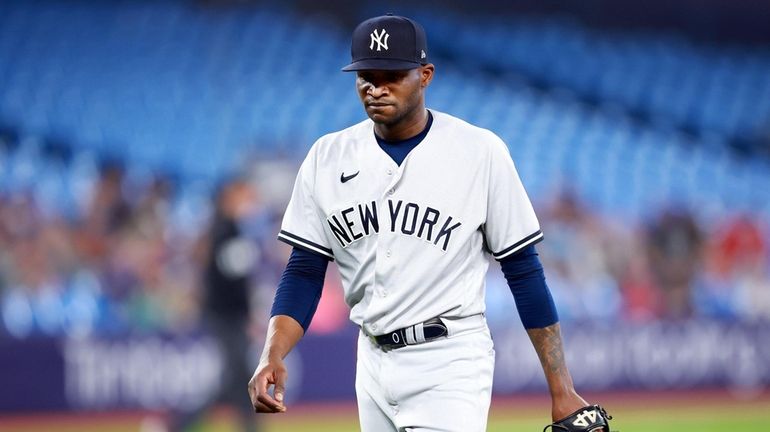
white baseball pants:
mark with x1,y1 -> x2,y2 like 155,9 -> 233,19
355,315 -> 495,432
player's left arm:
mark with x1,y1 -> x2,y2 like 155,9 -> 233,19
526,323 -> 590,421
485,137 -> 608,427
499,246 -> 596,422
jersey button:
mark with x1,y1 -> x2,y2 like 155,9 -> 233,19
386,250 -> 392,257
388,188 -> 395,195
386,169 -> 393,175
371,324 -> 378,332
381,290 -> 388,297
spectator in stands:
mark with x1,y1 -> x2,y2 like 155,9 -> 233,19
115,177 -> 175,332
696,214 -> 770,320
645,207 -> 704,319
711,215 -> 766,277
538,190 -> 623,321
0,192 -> 70,337
619,250 -> 665,322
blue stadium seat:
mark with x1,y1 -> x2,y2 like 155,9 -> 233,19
0,0 -> 769,222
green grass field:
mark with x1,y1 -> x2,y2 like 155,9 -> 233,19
1,391 -> 768,432
264,395 -> 770,432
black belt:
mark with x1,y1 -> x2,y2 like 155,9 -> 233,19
371,317 -> 448,350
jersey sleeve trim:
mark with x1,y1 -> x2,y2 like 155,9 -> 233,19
277,230 -> 335,261
492,230 -> 544,261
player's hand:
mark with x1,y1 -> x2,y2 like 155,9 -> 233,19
551,389 -> 590,421
248,355 -> 288,414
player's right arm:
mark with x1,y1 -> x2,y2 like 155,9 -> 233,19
248,247 -> 330,413
251,142 -> 334,413
248,314 -> 304,413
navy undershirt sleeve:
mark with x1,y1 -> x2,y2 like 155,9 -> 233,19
270,247 -> 329,332
499,244 -> 559,329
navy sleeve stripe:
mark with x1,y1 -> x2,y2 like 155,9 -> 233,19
492,230 -> 544,260
278,230 -> 334,260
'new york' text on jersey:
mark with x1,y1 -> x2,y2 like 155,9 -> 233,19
278,110 -> 542,335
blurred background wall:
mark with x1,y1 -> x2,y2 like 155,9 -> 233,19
0,0 -> 769,420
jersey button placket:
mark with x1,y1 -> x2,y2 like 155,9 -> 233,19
380,247 -> 393,298
385,164 -> 402,197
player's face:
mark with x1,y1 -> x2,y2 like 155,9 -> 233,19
356,66 -> 433,126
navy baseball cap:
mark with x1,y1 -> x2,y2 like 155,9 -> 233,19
342,14 -> 429,72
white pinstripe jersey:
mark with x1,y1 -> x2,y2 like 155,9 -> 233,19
278,110 -> 542,335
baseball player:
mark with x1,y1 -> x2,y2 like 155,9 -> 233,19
248,14 -> 610,432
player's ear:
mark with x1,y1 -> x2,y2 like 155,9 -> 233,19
420,64 -> 434,87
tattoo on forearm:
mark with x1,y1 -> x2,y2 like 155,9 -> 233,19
527,323 -> 572,388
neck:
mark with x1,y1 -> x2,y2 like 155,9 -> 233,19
374,106 -> 428,141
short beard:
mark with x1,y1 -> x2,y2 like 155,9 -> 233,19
370,96 -> 422,127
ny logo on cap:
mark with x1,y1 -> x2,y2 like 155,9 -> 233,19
369,29 -> 389,51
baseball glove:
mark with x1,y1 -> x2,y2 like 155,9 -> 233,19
543,404 -> 612,432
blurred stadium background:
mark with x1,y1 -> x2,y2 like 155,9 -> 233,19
1,0 -> 770,431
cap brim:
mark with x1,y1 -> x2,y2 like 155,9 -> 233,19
341,59 -> 422,72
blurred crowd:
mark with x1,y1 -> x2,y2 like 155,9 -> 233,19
531,191 -> 770,323
0,159 -> 290,339
1,159 -> 769,340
